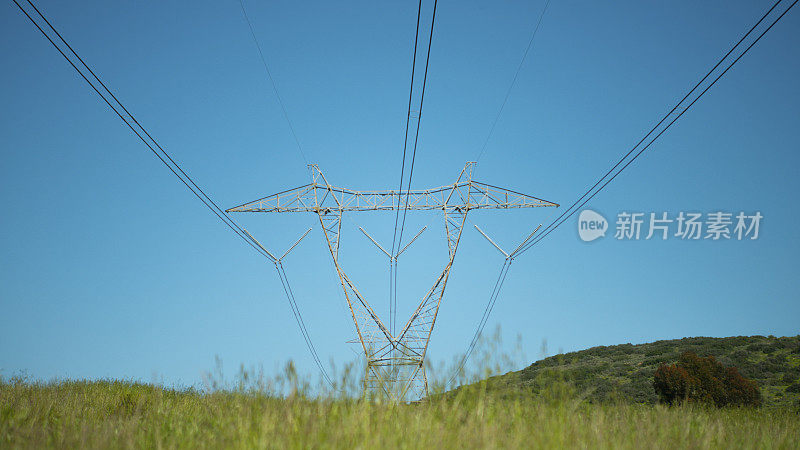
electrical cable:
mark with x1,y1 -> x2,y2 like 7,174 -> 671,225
236,0 -> 309,167
516,0 -> 796,257
395,0 -> 439,335
276,262 -> 334,387
13,0 -> 340,387
448,259 -> 511,386
448,0 -> 796,387
390,0 -> 424,336
13,0 -> 275,263
449,0 -> 796,387
475,0 -> 552,162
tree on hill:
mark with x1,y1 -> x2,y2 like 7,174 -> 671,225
653,351 -> 761,407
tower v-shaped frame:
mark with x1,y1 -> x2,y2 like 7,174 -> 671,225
227,162 -> 558,400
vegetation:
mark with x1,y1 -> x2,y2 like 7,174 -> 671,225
2,377 -> 799,448
653,351 -> 761,407
467,335 -> 800,409
2,335 -> 798,448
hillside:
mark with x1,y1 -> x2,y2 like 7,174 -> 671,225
464,335 -> 800,409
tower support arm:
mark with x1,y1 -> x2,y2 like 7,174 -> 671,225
227,181 -> 557,213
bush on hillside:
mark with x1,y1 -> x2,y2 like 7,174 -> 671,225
653,351 -> 761,407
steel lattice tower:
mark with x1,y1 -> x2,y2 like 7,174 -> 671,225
227,162 -> 558,400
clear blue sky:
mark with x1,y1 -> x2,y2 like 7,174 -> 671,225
1,0 -> 798,387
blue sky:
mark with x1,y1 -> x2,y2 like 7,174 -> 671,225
1,0 -> 798,387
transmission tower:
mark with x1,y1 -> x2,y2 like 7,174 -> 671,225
227,162 -> 558,400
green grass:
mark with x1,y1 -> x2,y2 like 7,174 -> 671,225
4,335 -> 799,448
2,378 -> 799,449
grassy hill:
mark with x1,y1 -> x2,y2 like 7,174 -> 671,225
460,335 -> 800,409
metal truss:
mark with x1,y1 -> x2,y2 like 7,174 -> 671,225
227,162 -> 558,401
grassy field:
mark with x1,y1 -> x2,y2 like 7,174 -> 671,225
2,377 -> 799,449
4,335 -> 798,448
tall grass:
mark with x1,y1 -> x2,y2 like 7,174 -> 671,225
2,376 -> 798,448
2,331 -> 797,448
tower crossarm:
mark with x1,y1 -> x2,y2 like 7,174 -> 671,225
225,181 -> 558,214
466,181 -> 559,209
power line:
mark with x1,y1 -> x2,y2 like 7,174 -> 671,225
390,0 -> 424,335
516,0 -> 796,257
13,0 -> 336,387
276,262 -> 334,387
448,259 -> 512,386
441,0 -> 555,382
394,0 -> 439,335
475,0 -> 552,162
397,0 -> 438,249
236,0 -> 309,167
12,0 -> 274,263
449,0 -> 796,386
